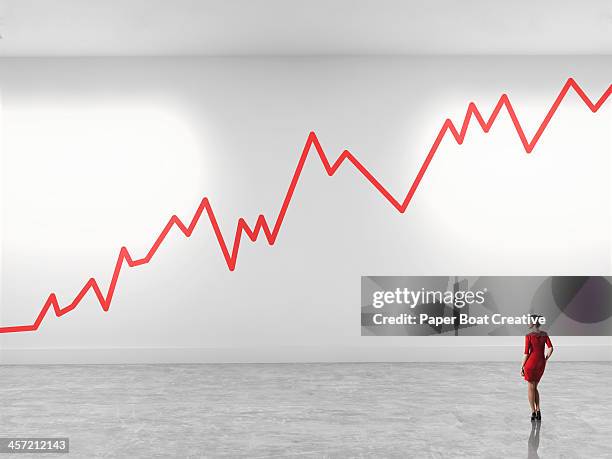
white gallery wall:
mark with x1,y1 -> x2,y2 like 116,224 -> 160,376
1,56 -> 611,363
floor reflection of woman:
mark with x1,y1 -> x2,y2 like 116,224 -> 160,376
528,420 -> 541,458
521,314 -> 554,421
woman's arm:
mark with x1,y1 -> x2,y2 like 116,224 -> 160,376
545,346 -> 554,360
545,334 -> 553,360
521,353 -> 529,375
521,335 -> 530,375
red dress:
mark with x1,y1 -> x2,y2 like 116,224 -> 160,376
523,332 -> 553,382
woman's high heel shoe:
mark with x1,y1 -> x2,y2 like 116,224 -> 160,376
531,412 -> 537,421
536,410 -> 541,421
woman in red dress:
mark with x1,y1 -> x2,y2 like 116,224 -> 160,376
521,315 -> 554,421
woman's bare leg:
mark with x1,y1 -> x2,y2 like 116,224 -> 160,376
527,381 -> 536,413
534,381 -> 540,412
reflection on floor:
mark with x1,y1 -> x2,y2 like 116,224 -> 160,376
1,362 -> 610,457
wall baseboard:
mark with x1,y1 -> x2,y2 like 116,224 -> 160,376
1,344 -> 610,364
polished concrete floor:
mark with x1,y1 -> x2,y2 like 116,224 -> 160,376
0,362 -> 610,458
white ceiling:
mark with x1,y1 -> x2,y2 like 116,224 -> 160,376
0,0 -> 611,56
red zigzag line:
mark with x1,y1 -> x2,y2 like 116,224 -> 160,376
1,78 -> 610,334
